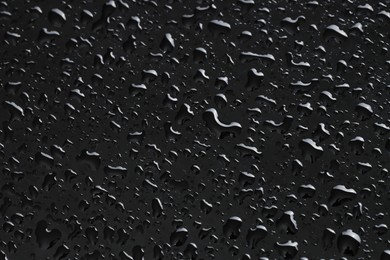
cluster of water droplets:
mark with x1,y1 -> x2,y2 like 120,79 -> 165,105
0,0 -> 389,259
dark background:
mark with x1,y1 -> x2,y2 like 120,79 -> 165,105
0,0 -> 389,259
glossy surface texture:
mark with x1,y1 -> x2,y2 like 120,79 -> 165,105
0,0 -> 390,259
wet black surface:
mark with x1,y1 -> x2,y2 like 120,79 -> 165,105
0,0 -> 390,259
